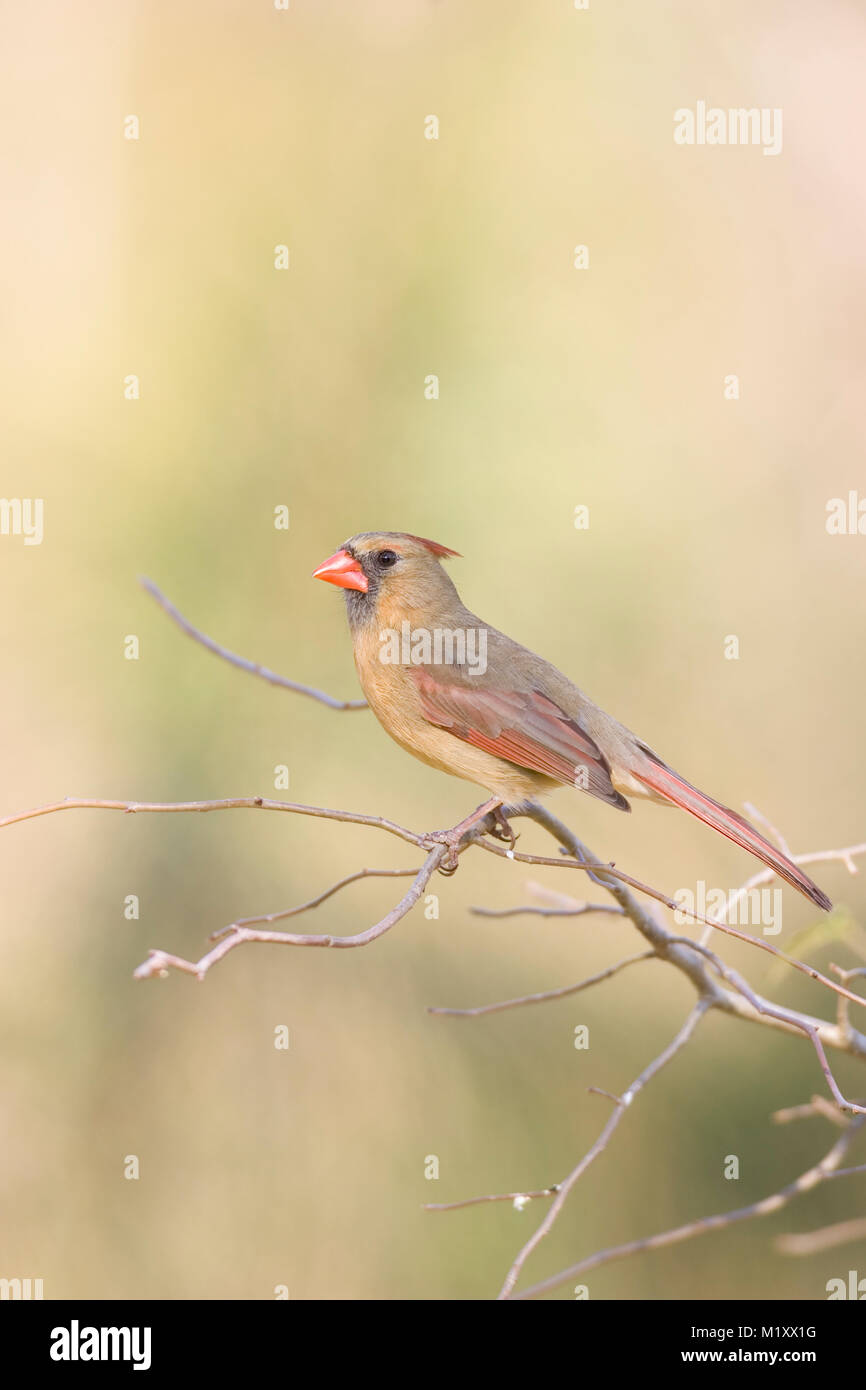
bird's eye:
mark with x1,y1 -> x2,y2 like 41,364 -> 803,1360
376,549 -> 399,568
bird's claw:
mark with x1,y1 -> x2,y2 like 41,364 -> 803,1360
423,807 -> 517,873
487,807 -> 518,851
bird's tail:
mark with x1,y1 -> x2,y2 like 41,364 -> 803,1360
632,755 -> 832,911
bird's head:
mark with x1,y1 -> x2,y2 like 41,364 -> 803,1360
313,531 -> 462,628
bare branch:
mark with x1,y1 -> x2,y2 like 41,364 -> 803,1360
140,577 -> 368,710
664,936 -> 866,1115
831,961 -> 866,1039
425,1186 -> 560,1213
496,999 -> 712,1300
427,951 -> 655,1018
133,847 -> 446,981
208,865 -> 420,940
773,1095 -> 853,1128
4,793 -> 865,1080
469,903 -> 623,919
512,1116 -> 866,1300
776,1210 -> 866,1256
475,816 -> 866,1014
0,795 -> 426,848
710,976 -> 866,1064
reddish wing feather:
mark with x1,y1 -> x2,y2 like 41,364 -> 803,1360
413,670 -> 628,810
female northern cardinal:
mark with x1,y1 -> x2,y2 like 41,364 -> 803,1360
313,531 -> 831,909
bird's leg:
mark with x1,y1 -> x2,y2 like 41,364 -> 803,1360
488,804 -> 518,852
424,796 -> 505,873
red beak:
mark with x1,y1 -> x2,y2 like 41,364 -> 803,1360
312,548 -> 369,593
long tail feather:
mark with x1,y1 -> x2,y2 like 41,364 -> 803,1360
632,758 -> 832,911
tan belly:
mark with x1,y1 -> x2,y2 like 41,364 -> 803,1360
357,656 -> 552,802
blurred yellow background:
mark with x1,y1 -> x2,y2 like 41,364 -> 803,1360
1,0 -> 865,1300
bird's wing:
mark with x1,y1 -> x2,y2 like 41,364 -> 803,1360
413,669 -> 629,810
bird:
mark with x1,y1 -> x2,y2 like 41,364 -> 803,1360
312,531 -> 831,910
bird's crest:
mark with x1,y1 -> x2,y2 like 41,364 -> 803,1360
400,533 -> 461,559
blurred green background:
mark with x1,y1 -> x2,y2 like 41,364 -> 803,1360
1,0 -> 865,1300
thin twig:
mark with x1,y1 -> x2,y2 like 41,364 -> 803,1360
469,903 -> 623,919
209,866 -> 420,940
773,1095 -> 852,1128
425,1186 -> 560,1213
427,951 -> 655,1018
140,577 -> 368,709
0,795 -> 425,847
134,847 -> 446,981
831,961 -> 866,1039
776,1210 -> 866,1256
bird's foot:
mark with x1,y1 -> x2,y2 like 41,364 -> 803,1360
486,806 -> 518,852
423,802 -> 517,874
422,828 -> 465,875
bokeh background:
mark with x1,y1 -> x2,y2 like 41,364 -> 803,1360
1,0 -> 865,1301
